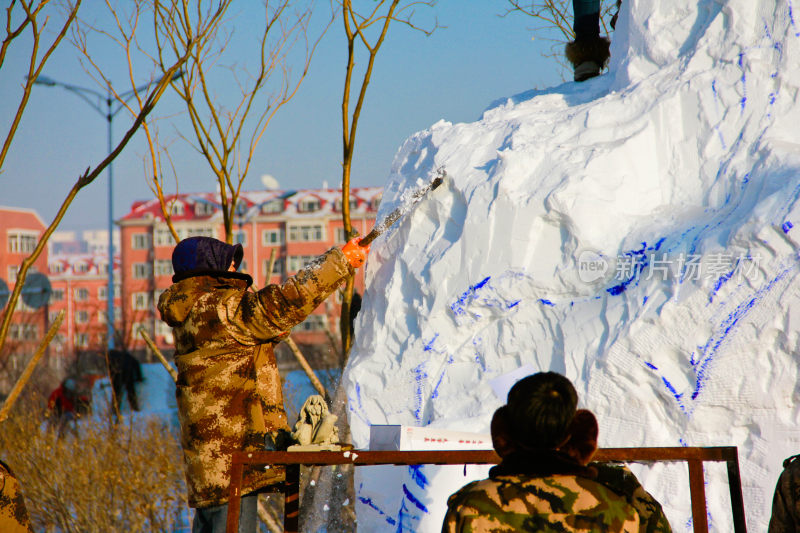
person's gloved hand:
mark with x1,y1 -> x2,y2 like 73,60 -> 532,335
341,237 -> 370,268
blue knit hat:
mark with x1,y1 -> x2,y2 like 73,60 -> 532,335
171,237 -> 243,279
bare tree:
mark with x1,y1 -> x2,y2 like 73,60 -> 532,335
151,0 -> 334,244
0,0 -> 81,172
338,0 -> 437,355
0,1 -> 224,370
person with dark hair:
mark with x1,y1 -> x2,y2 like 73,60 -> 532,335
443,371 -> 671,532
157,235 -> 369,533
768,454 -> 800,532
565,0 -> 622,82
107,349 -> 143,413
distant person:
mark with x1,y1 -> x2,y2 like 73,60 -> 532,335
107,349 -> 143,412
566,0 -> 622,81
47,377 -> 87,437
443,371 -> 671,532
157,235 -> 369,533
768,454 -> 800,532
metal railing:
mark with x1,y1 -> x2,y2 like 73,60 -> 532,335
226,447 -> 746,533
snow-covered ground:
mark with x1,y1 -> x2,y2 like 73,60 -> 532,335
344,0 -> 800,531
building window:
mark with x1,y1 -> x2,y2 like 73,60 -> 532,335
234,230 -> 247,246
261,199 -> 283,214
156,320 -> 174,344
98,311 -> 107,324
262,228 -> 284,246
169,201 -> 184,216
50,262 -> 64,274
263,258 -> 285,277
9,324 -> 38,341
293,314 -> 327,332
154,228 -> 175,247
133,262 -> 152,279
75,333 -> 89,348
8,231 -> 38,254
370,195 -> 382,211
7,266 -> 18,283
335,228 -> 351,244
177,227 -> 215,240
131,233 -> 151,250
239,260 -> 248,273
75,310 -> 90,324
52,333 -> 65,345
155,259 -> 174,277
74,262 -> 89,274
297,197 -> 321,213
194,202 -> 216,216
98,286 -> 107,300
74,288 -> 89,301
333,198 -> 358,213
288,223 -> 324,242
50,289 -> 65,303
132,292 -> 152,310
287,255 -> 316,272
131,322 -> 148,339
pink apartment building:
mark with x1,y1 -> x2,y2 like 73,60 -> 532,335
117,187 -> 381,357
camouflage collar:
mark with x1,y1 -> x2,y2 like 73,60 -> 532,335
489,450 -> 597,480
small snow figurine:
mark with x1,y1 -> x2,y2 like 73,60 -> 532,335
289,395 -> 340,450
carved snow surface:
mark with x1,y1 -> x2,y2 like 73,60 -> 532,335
343,0 -> 800,531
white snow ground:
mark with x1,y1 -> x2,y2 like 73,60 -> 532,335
343,0 -> 800,531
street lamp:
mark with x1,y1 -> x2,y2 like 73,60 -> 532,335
32,71 -> 182,351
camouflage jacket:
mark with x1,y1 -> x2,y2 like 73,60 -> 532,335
443,451 -> 672,533
769,454 -> 800,532
0,460 -> 33,533
158,248 -> 352,508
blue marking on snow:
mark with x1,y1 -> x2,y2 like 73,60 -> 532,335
413,363 -> 428,424
679,438 -> 688,447
402,484 -> 429,513
690,267 -> 794,403
738,52 -> 747,110
538,299 -> 554,306
507,300 -> 521,308
606,241 -> 652,296
396,501 -> 420,533
408,465 -> 429,490
423,334 -> 439,352
358,496 -> 397,526
450,277 -> 491,316
708,261 -> 739,304
645,361 -> 658,371
430,356 -> 452,400
643,296 -> 648,305
661,377 -> 685,411
790,0 -> 800,36
783,221 -> 794,233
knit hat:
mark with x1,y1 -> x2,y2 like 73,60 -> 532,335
171,237 -> 243,281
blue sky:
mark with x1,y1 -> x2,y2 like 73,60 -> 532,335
0,2 -> 564,232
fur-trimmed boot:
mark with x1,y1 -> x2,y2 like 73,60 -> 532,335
565,36 -> 611,82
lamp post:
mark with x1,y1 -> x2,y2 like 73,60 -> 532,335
32,71 -> 181,351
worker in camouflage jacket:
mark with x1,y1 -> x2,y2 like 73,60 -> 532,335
769,454 -> 800,532
443,372 -> 672,533
158,235 -> 369,533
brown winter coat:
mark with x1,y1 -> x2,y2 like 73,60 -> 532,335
158,248 -> 352,508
